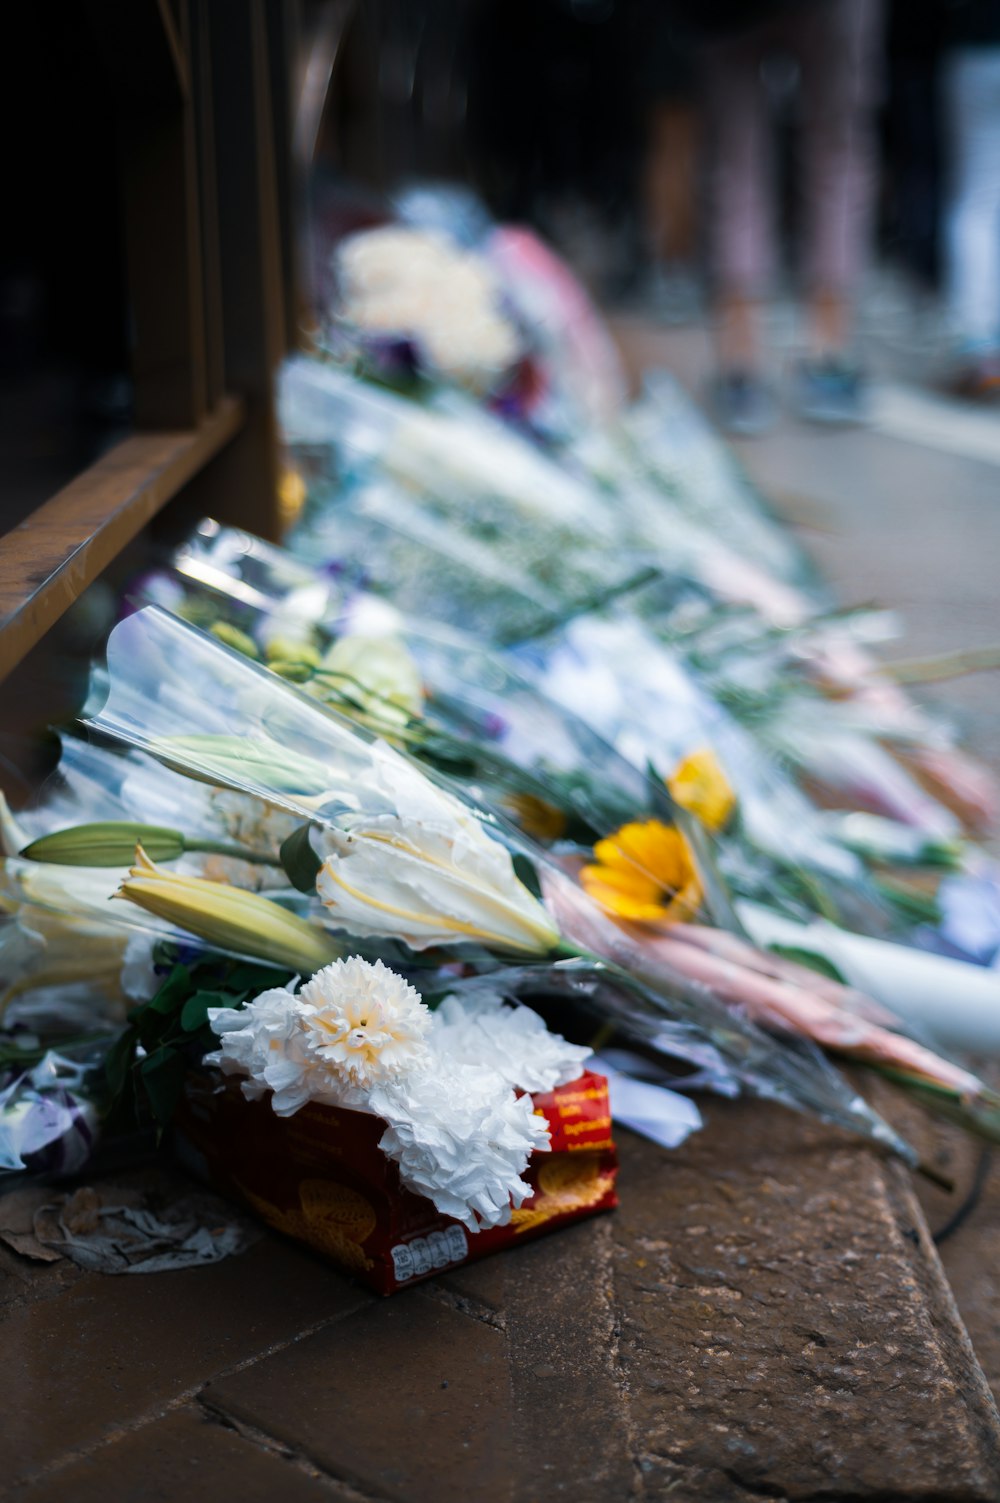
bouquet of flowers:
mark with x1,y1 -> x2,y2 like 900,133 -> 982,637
6,210 -> 1000,1295
13,604 -> 1000,1230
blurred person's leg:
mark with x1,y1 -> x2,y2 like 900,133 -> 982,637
646,102 -> 699,267
794,0 -> 883,420
643,98 -> 701,315
637,3 -> 701,320
704,22 -> 777,432
942,46 -> 1000,398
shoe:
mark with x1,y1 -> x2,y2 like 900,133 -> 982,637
709,369 -> 776,437
645,265 -> 702,326
945,355 -> 1000,403
793,358 -> 867,425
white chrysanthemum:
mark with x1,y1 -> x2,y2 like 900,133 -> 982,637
430,992 -> 592,1095
297,956 -> 430,1088
369,1060 -> 551,1231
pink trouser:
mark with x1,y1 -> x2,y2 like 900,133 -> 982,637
703,0 -> 883,295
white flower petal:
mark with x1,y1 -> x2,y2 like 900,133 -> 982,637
315,807 -> 558,955
431,991 -> 591,1093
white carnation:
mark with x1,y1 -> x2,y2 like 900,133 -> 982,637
430,991 -> 591,1094
297,955 -> 430,1088
204,957 -> 579,1231
370,1061 -> 550,1231
207,985 -> 321,1116
334,227 -> 521,392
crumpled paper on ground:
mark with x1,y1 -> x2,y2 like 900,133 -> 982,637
0,1169 -> 261,1273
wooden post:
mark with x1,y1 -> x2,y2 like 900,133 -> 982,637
87,0 -> 209,430
184,0 -> 289,542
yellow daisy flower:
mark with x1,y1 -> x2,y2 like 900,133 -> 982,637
580,819 -> 702,924
667,747 -> 736,832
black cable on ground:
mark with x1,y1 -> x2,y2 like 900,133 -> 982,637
933,1148 -> 992,1246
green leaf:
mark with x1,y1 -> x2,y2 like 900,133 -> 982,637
416,739 -> 479,778
139,1046 -> 189,1128
180,989 -> 232,1032
104,1027 -> 138,1099
223,960 -> 290,994
21,821 -> 185,866
280,822 -> 323,894
512,853 -> 543,901
146,963 -> 193,1015
769,945 -> 846,984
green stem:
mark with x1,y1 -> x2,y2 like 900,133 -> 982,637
884,643 -> 1000,685
497,564 -> 663,647
183,840 -> 282,866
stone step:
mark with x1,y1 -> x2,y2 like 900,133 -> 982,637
4,1093 -> 999,1501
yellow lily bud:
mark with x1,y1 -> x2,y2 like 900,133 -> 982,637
116,847 -> 339,973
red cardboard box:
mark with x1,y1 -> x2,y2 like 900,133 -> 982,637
176,1069 -> 618,1294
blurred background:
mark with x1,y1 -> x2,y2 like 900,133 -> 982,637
4,0 -> 1000,520
1,0 -> 998,793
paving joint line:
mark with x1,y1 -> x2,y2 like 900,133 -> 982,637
421,1278 -> 507,1331
2,1301 -> 367,1495
197,1404 -> 395,1502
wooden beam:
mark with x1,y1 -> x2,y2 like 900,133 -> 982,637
0,398 -> 244,684
190,0 -> 225,409
265,0 -> 303,353
87,0 -> 208,429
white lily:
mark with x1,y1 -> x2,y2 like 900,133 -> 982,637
86,609 -> 559,957
314,758 -> 559,954
317,632 -> 425,726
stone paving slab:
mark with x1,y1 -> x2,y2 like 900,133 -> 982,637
203,1290 -> 512,1503
204,1286 -> 514,1503
888,1069 -> 1000,1419
612,1111 -> 1000,1501
4,1096 -> 999,1501
1,1237 -> 371,1483
10,1407 -> 346,1503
